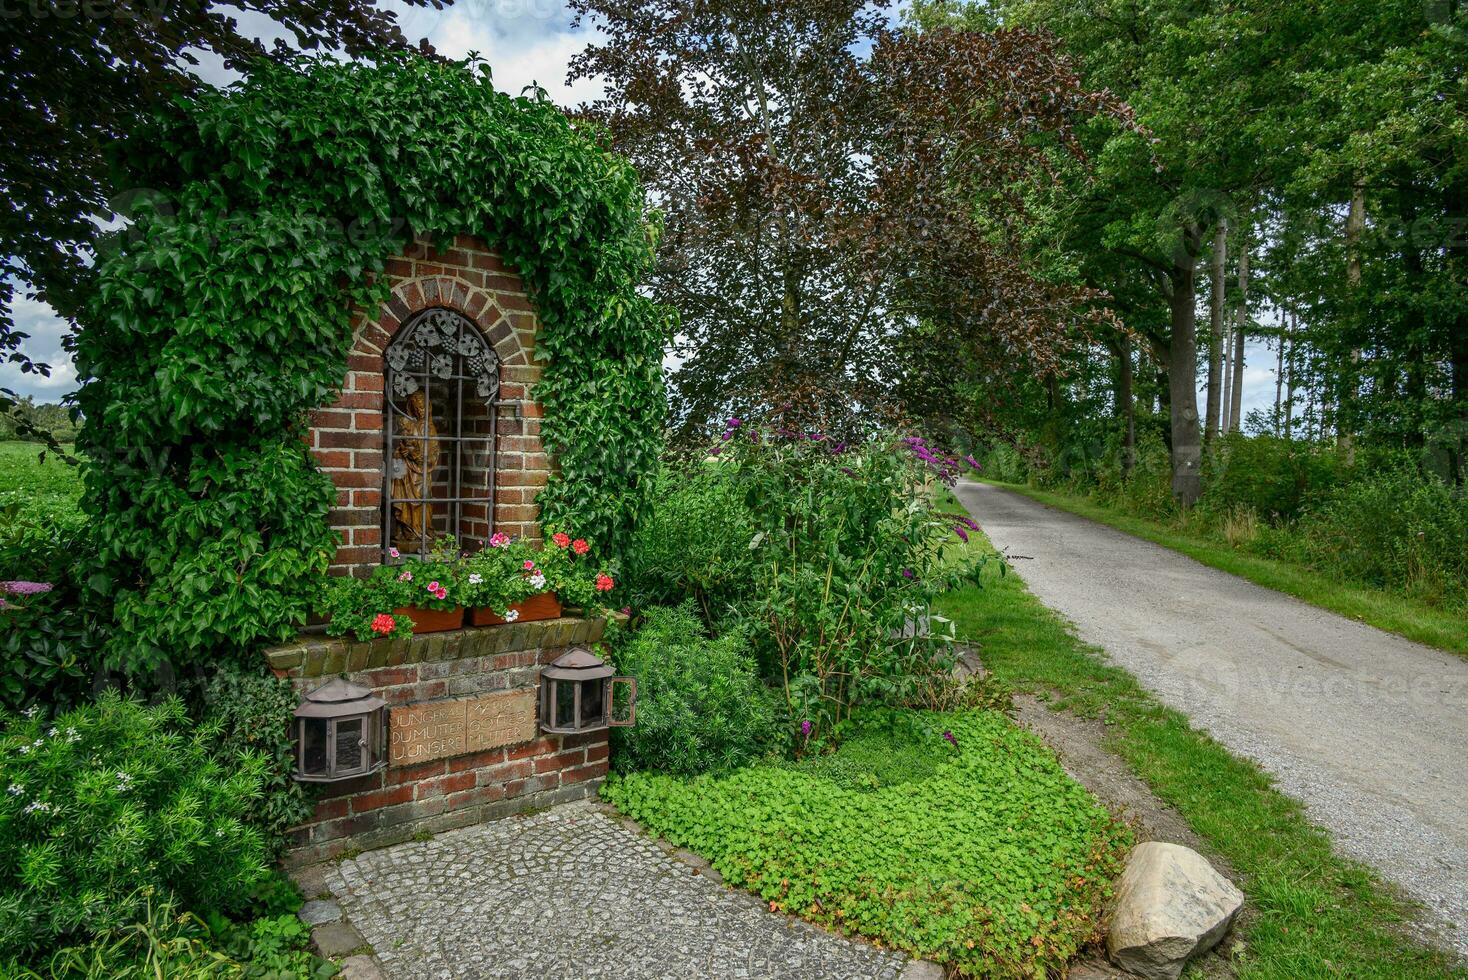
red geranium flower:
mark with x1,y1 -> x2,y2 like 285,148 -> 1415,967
572,538 -> 590,555
594,573 -> 615,593
370,613 -> 396,636
552,532 -> 571,548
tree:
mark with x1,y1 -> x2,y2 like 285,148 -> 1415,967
567,0 -> 1126,438
0,0 -> 444,439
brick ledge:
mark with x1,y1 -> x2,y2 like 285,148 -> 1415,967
265,615 -> 608,677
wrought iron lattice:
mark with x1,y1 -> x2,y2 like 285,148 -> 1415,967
382,308 -> 500,561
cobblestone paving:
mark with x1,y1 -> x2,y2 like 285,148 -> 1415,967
324,801 -> 910,980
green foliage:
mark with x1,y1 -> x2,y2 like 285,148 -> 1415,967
624,463 -> 757,620
195,666 -> 314,855
1207,433 -> 1344,523
603,709 -> 1130,977
0,693 -> 271,959
609,602 -> 780,777
0,483 -> 105,712
646,426 -> 996,732
75,54 -> 666,674
1296,467 -> 1468,608
8,888 -> 332,980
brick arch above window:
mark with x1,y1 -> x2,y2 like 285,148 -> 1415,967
312,236 -> 551,575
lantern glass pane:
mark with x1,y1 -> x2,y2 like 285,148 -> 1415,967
336,718 -> 364,772
579,679 -> 605,728
303,718 -> 328,774
554,679 -> 576,730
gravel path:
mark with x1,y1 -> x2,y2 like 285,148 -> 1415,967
954,480 -> 1468,957
322,802 -> 912,979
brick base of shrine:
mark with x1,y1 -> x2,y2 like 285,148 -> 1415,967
265,616 -> 611,865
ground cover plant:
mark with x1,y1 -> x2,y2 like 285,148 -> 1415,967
604,708 -> 1130,977
933,501 -> 1463,979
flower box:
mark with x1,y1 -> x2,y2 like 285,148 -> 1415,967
393,605 -> 465,633
470,592 -> 562,627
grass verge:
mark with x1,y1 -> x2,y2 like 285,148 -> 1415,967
935,512 -> 1464,978
985,480 -> 1468,659
604,709 -> 1131,977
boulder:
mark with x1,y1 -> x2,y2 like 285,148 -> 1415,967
1106,841 -> 1243,980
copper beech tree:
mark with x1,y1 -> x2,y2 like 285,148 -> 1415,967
569,0 -> 1130,438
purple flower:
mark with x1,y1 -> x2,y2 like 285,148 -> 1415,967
726,417 -> 742,429
708,445 -> 724,456
960,516 -> 979,531
801,720 -> 812,737
942,730 -> 958,748
952,525 -> 969,543
721,430 -> 733,441
830,442 -> 846,455
964,455 -> 982,471
1,582 -> 52,596
902,568 -> 914,579
840,467 -> 856,477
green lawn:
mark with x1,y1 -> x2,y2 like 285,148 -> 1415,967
935,508 -> 1463,979
0,441 -> 82,505
985,480 -> 1468,659
604,709 -> 1132,977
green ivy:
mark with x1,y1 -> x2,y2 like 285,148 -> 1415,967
75,54 -> 669,671
603,709 -> 1131,977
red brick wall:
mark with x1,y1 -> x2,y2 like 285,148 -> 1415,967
267,616 -> 611,865
309,233 -> 551,575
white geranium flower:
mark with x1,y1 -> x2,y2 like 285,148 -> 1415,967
504,608 -> 520,623
468,573 -> 483,585
529,573 -> 547,590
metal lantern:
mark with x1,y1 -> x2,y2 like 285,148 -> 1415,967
540,647 -> 636,734
292,678 -> 388,782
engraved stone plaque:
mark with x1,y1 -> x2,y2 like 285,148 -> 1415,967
389,690 -> 539,766
389,700 -> 467,765
465,690 -> 538,753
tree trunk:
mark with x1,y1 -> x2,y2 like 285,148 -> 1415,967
1339,179 -> 1365,459
1205,218 -> 1228,442
1167,230 -> 1204,505
1274,311 -> 1286,435
1220,319 -> 1234,433
1119,335 -> 1136,476
1284,308 -> 1296,439
1228,217 -> 1249,433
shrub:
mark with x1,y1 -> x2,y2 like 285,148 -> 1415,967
0,499 -> 106,711
609,602 -> 779,777
1205,432 -> 1343,522
603,709 -> 1130,977
195,665 -> 315,855
0,693 -> 271,959
623,463 -> 757,620
1297,468 -> 1468,606
708,425 -> 995,732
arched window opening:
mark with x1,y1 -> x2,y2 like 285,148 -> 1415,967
383,308 -> 499,560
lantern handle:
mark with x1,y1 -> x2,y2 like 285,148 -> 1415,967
609,676 -> 637,727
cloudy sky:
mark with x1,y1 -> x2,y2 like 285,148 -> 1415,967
3,0 -> 1279,426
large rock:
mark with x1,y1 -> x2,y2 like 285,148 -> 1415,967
1106,841 -> 1243,980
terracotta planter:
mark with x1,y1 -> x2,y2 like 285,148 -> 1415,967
393,605 -> 465,633
470,592 -> 562,627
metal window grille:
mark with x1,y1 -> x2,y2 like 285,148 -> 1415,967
382,308 -> 500,560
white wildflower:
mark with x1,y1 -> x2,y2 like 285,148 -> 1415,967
46,727 -> 57,739
22,706 -> 39,719
6,783 -> 23,796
